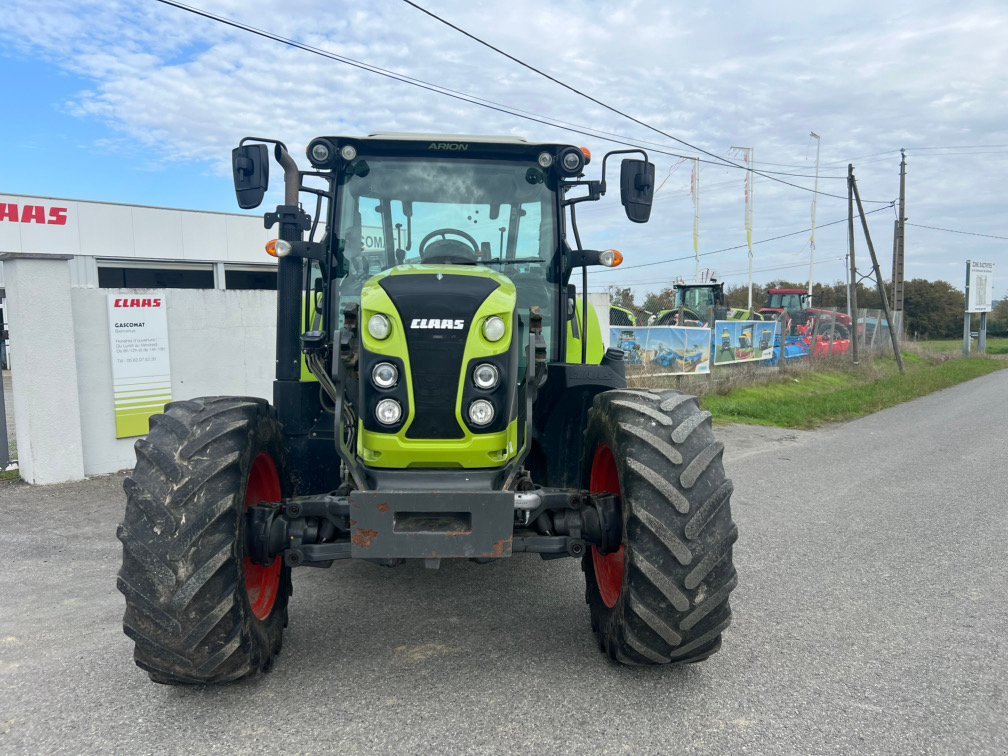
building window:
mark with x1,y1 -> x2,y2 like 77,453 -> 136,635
98,265 -> 214,289
225,268 -> 277,291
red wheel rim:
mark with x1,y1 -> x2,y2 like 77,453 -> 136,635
590,444 -> 625,609
244,453 -> 282,621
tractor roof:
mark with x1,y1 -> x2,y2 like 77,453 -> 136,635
367,133 -> 531,144
768,288 -> 808,294
674,281 -> 725,289
314,133 -> 582,160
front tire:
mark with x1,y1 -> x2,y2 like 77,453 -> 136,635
116,397 -> 291,684
582,389 -> 738,665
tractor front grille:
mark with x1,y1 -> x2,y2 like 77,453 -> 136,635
379,273 -> 501,440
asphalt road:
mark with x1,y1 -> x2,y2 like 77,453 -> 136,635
2,371 -> 1006,753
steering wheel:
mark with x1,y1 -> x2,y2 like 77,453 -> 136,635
418,228 -> 480,264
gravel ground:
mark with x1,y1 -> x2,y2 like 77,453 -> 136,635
1,371 -> 1006,754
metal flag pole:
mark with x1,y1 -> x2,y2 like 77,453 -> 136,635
691,157 -> 700,279
731,146 -> 755,310
808,132 -> 821,304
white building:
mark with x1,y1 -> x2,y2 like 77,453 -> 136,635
0,192 -> 278,366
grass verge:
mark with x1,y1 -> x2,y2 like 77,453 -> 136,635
913,337 -> 1008,355
700,355 -> 1004,428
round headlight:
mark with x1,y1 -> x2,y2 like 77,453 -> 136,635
310,141 -> 331,163
473,363 -> 499,390
340,144 -> 358,161
372,362 -> 398,389
375,398 -> 402,425
482,315 -> 506,342
468,399 -> 495,427
368,313 -> 391,340
560,148 -> 584,174
537,151 -> 554,168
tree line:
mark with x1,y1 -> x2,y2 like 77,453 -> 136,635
607,279 -> 1007,339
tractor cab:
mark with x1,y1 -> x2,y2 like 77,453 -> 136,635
653,281 -> 727,325
761,288 -> 810,321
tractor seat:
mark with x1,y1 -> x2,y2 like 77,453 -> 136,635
421,239 -> 478,265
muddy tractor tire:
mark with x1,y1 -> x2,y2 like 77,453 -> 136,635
582,389 -> 738,665
116,397 -> 291,685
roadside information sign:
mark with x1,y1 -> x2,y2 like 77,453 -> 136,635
966,260 -> 994,313
107,294 -> 172,438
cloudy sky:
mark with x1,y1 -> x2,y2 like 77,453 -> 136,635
2,0 -> 1006,297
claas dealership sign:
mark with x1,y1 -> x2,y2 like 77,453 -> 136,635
0,203 -> 68,225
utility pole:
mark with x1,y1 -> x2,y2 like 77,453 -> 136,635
691,157 -> 701,279
851,168 -> 904,374
848,164 -> 859,365
892,148 -> 907,337
731,146 -> 755,310
808,132 -> 821,303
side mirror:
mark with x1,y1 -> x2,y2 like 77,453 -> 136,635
231,144 -> 270,209
620,158 -> 654,223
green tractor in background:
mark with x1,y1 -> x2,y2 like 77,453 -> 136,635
654,280 -> 765,327
116,133 -> 737,684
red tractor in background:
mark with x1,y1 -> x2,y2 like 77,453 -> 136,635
759,288 -> 852,357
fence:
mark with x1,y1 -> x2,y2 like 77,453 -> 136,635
603,289 -> 904,385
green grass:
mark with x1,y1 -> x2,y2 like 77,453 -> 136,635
914,337 -> 1008,355
701,355 -> 1005,428
0,468 -> 18,482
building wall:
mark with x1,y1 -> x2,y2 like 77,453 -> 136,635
69,287 -> 277,476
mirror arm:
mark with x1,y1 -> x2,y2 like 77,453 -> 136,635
599,148 -> 650,195
561,180 -> 602,207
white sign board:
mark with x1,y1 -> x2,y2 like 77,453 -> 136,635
107,294 -> 172,438
967,260 -> 995,313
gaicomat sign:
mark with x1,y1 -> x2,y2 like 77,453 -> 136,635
0,202 -> 69,225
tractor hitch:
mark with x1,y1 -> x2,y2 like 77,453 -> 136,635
246,488 -> 621,567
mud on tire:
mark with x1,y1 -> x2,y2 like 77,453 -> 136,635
582,389 -> 738,665
116,397 -> 291,684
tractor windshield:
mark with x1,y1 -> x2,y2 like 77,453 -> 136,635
333,156 -> 558,346
675,286 -> 717,312
769,293 -> 806,311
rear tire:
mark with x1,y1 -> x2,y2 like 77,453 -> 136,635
582,389 -> 738,665
116,397 -> 291,684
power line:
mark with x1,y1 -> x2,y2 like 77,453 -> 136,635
399,0 -> 889,203
154,0 -> 865,188
906,222 -> 1008,241
596,204 -> 893,273
589,256 -> 848,289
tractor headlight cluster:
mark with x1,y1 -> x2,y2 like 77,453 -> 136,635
375,398 -> 402,426
307,138 -> 337,168
368,313 -> 391,340
473,363 -> 499,390
372,362 -> 398,389
482,315 -> 506,342
468,399 -> 494,427
558,146 -> 585,176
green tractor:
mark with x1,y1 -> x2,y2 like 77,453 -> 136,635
116,133 -> 737,683
654,281 -> 764,327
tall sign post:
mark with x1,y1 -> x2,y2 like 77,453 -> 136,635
964,260 -> 995,355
